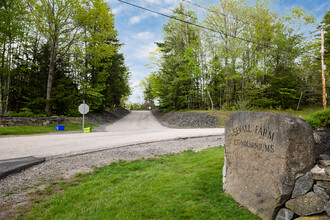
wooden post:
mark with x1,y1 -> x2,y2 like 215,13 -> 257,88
310,24 -> 330,109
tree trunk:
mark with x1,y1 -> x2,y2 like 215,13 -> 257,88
242,51 -> 245,99
0,72 -> 2,115
225,55 -> 229,107
218,56 -> 222,109
45,40 -> 57,114
5,72 -> 10,113
0,42 -> 5,115
4,39 -> 12,114
231,57 -> 236,103
262,51 -> 266,99
207,90 -> 214,110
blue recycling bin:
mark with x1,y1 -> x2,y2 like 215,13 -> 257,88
56,125 -> 65,131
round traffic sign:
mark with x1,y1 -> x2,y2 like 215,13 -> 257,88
78,103 -> 89,114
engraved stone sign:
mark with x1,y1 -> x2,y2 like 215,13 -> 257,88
224,112 -> 315,220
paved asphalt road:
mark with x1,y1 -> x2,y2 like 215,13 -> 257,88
0,111 -> 225,160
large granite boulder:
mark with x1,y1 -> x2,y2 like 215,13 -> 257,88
224,112 -> 315,220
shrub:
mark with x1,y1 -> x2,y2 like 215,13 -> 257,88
304,117 -> 321,130
304,109 -> 330,130
5,108 -> 37,117
5,111 -> 20,117
311,109 -> 330,128
234,98 -> 252,111
6,110 -> 34,117
17,108 -> 35,117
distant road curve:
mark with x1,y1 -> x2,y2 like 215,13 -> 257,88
0,111 -> 225,160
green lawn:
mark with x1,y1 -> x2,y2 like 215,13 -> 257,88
18,147 -> 259,220
0,122 -> 97,136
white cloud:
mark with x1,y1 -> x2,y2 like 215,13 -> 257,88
130,80 -> 141,88
133,42 -> 158,60
129,14 -> 148,25
134,31 -> 155,40
122,0 -> 181,25
112,5 -> 125,15
129,80 -> 145,103
142,0 -> 177,5
130,0 -> 180,20
134,72 -> 147,82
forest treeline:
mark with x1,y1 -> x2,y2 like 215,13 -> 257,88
0,0 -> 130,116
142,1 -> 330,111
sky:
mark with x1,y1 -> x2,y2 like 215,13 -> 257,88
107,0 -> 330,104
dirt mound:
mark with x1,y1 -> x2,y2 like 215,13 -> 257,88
86,107 -> 130,125
152,109 -> 220,128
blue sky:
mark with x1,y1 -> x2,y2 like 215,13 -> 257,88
107,0 -> 329,103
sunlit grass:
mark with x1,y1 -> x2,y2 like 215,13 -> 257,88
0,122 -> 97,136
18,147 -> 259,220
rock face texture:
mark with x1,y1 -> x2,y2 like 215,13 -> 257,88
285,192 -> 326,216
291,174 -> 314,198
224,112 -> 315,220
86,107 -> 130,125
275,208 -> 294,220
314,185 -> 330,201
152,109 -> 220,128
0,116 -> 66,127
279,160 -> 330,218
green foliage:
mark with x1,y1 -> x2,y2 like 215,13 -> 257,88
6,108 -> 34,117
23,147 -> 259,219
234,98 -> 252,111
144,0 -> 324,112
0,0 -> 30,115
307,108 -> 330,129
144,4 -> 202,111
297,108 -> 330,130
304,117 -> 321,130
130,103 -> 143,110
0,0 -> 130,116
76,0 -> 131,111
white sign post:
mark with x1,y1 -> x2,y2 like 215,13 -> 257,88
78,100 -> 89,131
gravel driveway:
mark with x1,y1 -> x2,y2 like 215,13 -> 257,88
0,110 -> 225,219
0,136 -> 224,219
0,111 -> 224,160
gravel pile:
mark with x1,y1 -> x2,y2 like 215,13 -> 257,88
0,136 -> 223,219
86,107 -> 130,125
152,109 -> 220,128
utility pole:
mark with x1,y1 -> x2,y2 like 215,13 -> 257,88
310,24 -> 330,109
